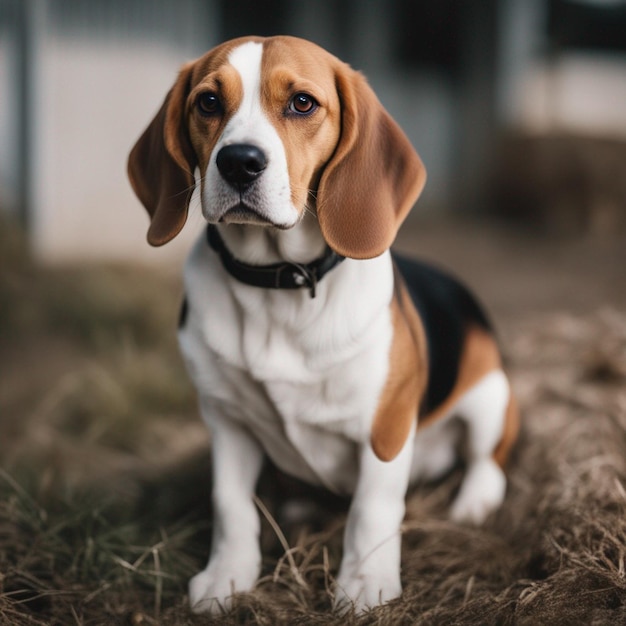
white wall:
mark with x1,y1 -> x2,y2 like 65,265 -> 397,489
24,0 -> 217,263
518,53 -> 626,138
498,0 -> 626,138
30,37 -> 207,263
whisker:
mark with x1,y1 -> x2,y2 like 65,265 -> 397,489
187,197 -> 204,229
168,180 -> 199,202
302,203 -> 317,220
288,186 -> 319,220
290,184 -> 317,197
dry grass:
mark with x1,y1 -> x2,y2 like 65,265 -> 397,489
2,217 -> 626,625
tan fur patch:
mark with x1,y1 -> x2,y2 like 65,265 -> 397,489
370,280 -> 428,462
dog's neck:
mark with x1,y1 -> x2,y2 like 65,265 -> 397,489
215,210 -> 328,266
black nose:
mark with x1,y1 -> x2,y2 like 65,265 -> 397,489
216,144 -> 267,190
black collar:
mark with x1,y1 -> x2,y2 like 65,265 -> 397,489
206,225 -> 344,298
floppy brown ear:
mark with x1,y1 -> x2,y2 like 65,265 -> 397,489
317,66 -> 426,259
127,63 -> 197,246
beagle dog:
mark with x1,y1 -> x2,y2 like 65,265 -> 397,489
127,35 -> 519,614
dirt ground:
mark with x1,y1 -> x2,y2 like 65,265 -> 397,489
1,216 -> 626,624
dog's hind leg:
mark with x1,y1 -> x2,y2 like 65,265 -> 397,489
448,370 -> 512,525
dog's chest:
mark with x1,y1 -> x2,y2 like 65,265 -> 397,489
180,246 -> 394,494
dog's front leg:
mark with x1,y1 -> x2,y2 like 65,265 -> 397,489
334,431 -> 415,613
189,410 -> 264,614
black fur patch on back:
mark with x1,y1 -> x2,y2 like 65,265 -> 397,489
392,253 -> 492,415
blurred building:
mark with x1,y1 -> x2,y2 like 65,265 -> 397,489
0,0 -> 625,262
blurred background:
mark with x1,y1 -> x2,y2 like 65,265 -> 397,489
1,2 -> 626,623
1,0 -> 626,262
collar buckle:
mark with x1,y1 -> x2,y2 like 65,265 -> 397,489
207,225 -> 342,298
291,265 -> 317,298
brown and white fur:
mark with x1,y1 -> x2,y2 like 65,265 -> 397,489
127,35 -> 519,615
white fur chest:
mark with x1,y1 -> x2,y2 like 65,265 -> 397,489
178,235 -> 394,494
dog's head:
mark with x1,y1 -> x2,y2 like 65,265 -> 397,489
128,35 -> 426,259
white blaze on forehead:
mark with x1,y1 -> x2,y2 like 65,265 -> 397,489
228,41 -> 263,116
219,40 -> 282,151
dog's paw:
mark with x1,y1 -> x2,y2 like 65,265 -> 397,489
333,570 -> 401,614
450,458 -> 506,525
188,556 -> 260,614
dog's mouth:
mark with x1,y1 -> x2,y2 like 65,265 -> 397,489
218,203 -> 292,230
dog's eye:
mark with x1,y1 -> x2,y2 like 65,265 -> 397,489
289,93 -> 317,115
196,92 -> 221,116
